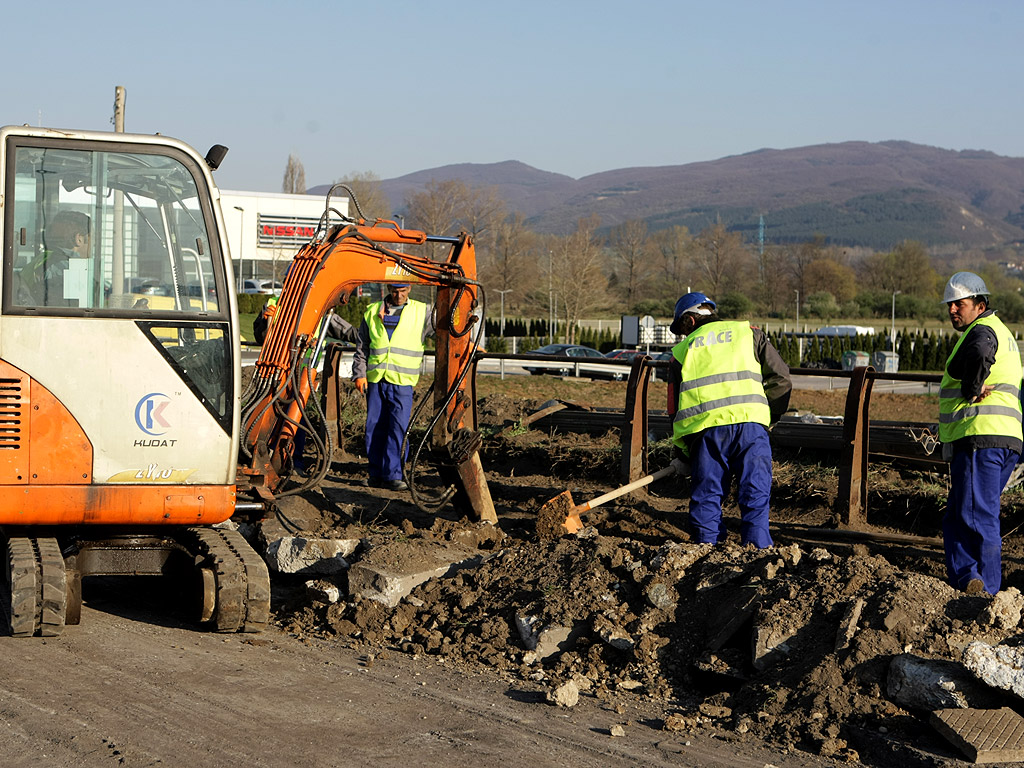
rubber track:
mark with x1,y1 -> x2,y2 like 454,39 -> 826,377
185,528 -> 270,633
6,537 -> 66,638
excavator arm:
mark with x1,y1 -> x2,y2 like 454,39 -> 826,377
237,213 -> 495,523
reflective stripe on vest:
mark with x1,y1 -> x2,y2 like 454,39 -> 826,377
671,321 -> 770,454
939,313 -> 1023,443
364,299 -> 427,385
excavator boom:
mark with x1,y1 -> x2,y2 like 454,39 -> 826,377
238,216 -> 495,523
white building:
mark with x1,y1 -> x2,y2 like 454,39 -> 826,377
219,190 -> 349,289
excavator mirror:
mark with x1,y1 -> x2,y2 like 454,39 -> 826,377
205,144 -> 228,170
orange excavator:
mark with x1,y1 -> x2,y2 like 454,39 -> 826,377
0,126 -> 494,637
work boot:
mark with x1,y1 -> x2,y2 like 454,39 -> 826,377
382,479 -> 408,491
965,578 -> 987,595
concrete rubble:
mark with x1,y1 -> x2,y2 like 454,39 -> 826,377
264,535 -> 359,575
347,539 -> 490,608
963,642 -> 1024,700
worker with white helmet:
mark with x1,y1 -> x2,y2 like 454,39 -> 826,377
667,292 -> 792,548
939,271 -> 1023,595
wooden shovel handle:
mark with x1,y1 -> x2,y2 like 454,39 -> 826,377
575,465 -> 677,514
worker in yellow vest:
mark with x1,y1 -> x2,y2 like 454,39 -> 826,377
667,292 -> 791,548
939,272 -> 1023,595
352,284 -> 433,491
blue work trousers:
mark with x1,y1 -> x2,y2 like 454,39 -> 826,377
689,423 -> 774,548
365,380 -> 414,482
944,447 -> 1017,594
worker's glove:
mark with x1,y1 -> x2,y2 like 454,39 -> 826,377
262,303 -> 277,319
670,457 -> 691,478
355,377 -> 367,394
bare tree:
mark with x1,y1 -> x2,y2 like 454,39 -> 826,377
651,225 -> 694,300
551,215 -> 606,343
608,219 -> 652,308
334,171 -> 390,222
757,244 -> 792,315
691,220 -> 750,297
282,154 -> 306,194
405,180 -> 471,259
484,212 -> 537,316
787,235 -> 828,300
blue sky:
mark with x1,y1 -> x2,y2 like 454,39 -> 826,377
7,0 -> 1022,193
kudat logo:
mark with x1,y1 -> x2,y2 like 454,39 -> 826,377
135,393 -> 172,436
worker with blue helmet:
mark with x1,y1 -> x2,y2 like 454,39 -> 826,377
667,291 -> 791,547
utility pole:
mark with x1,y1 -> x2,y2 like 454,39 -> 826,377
112,86 -> 126,307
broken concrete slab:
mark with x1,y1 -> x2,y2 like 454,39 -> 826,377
931,707 -> 1024,764
963,642 -> 1024,700
347,539 -> 488,608
264,536 -> 359,575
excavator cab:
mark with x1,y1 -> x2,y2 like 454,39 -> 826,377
0,126 -> 263,637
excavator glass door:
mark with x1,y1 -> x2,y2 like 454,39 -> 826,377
1,133 -> 235,437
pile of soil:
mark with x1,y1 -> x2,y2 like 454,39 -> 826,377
273,382 -> 1024,766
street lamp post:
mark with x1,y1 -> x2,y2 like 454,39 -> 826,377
496,289 -> 512,337
233,206 -> 245,291
794,290 -> 800,330
548,250 -> 554,345
891,290 -> 902,351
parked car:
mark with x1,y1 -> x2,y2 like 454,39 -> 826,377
523,343 -> 609,377
242,279 -> 283,295
813,325 -> 875,336
604,348 -> 645,360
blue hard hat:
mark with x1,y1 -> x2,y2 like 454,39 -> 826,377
390,283 -> 411,289
670,292 -> 715,334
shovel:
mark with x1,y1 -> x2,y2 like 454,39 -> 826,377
537,465 -> 679,537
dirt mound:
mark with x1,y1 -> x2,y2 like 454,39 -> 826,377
275,384 -> 1024,765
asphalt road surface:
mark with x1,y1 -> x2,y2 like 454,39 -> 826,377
0,580 -> 832,768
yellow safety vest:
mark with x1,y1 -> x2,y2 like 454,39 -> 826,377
364,299 -> 427,386
671,321 -> 770,456
939,313 -> 1023,443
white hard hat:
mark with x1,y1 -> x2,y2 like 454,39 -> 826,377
942,271 -> 989,304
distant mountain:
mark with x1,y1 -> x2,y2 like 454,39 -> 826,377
311,142 -> 1024,249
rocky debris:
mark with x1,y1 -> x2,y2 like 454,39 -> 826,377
833,597 -> 864,651
886,653 -> 997,710
547,680 -> 579,708
515,614 -> 577,661
347,538 -> 491,608
305,579 -> 342,605
963,642 -> 1024,700
264,535 -> 359,574
978,586 -> 1024,629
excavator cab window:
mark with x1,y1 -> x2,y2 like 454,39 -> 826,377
2,136 -> 234,430
4,140 -> 227,317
